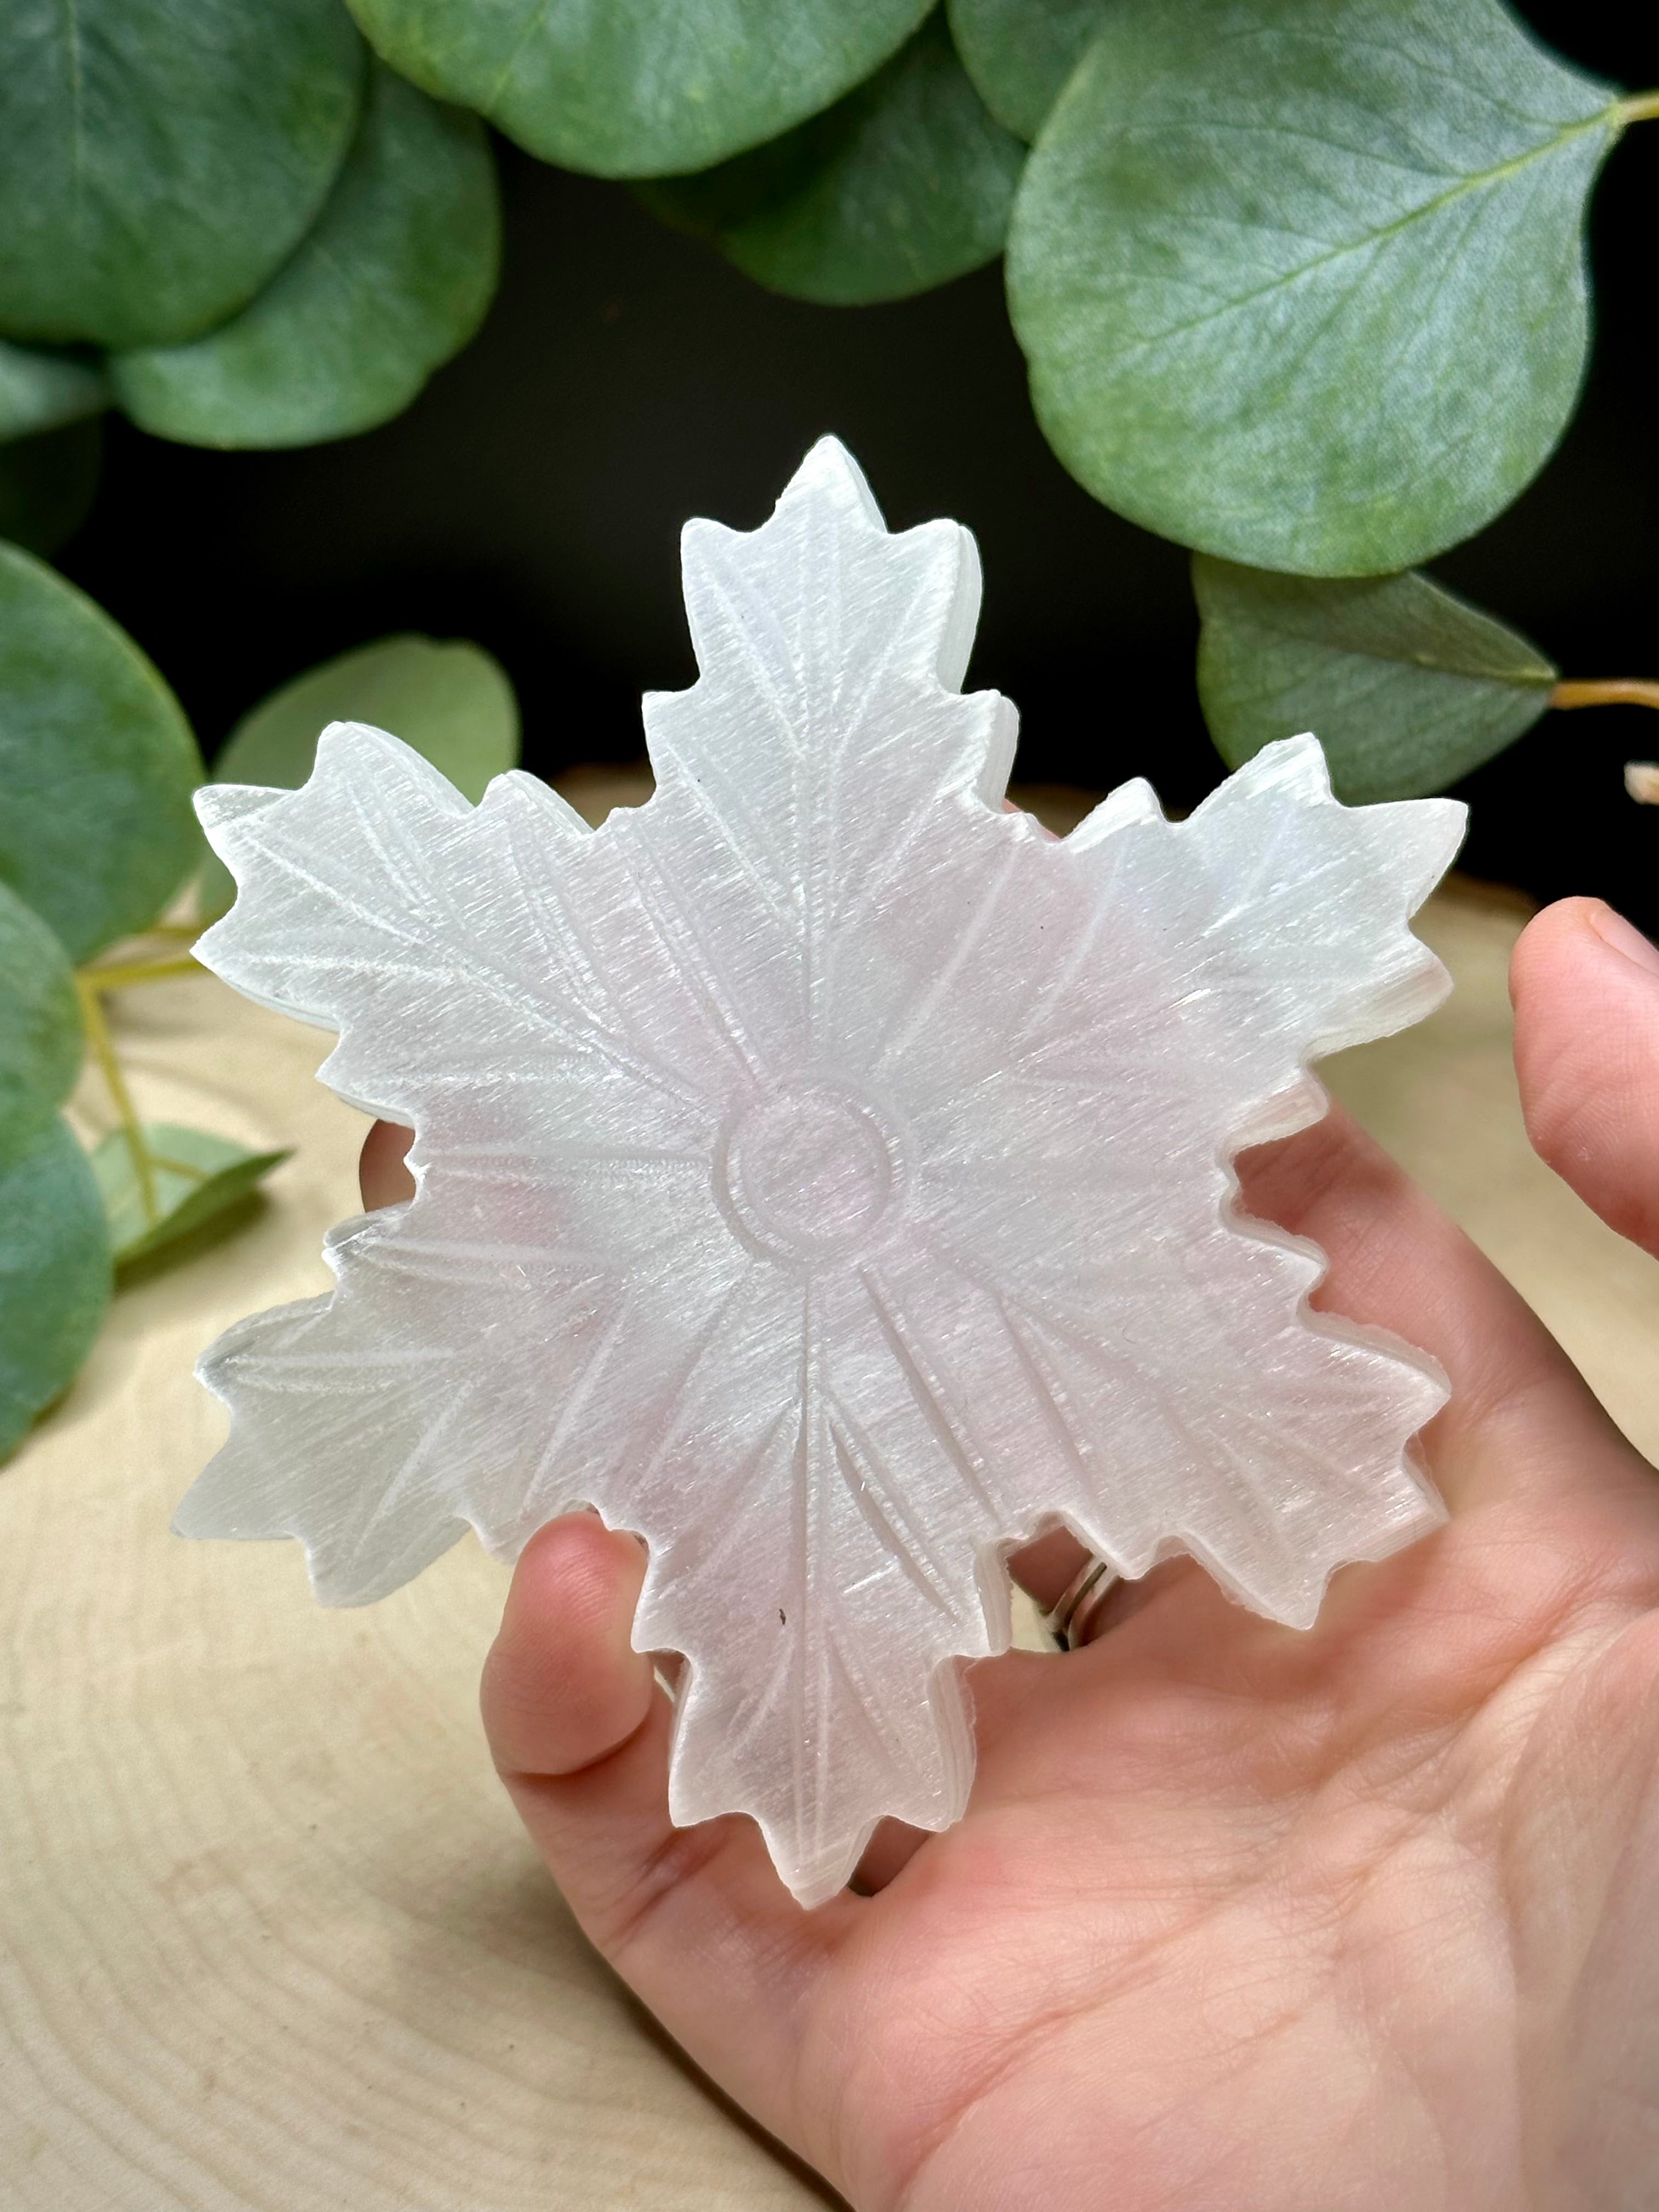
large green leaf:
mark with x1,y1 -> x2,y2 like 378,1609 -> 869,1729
1194,557 -> 1558,803
0,342 -> 109,443
0,419 -> 104,557
0,1115 -> 112,1461
345,0 -> 934,177
93,1121 -> 291,1266
199,634 -> 519,915
0,0 -> 364,351
0,543 -> 204,961
1007,0 -> 1627,575
0,879 -> 82,1144
641,12 -> 1024,306
946,0 -> 1107,139
110,66 -> 500,451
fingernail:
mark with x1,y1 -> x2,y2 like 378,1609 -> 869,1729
1589,902 -> 1659,979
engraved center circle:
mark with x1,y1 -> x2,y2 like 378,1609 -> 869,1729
720,1081 -> 899,1262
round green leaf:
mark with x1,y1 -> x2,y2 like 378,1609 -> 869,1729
946,0 -> 1107,140
0,341 -> 109,443
0,0 -> 364,351
1194,557 -> 1559,803
0,543 -> 204,961
92,1121 -> 292,1266
0,1115 -> 112,1462
199,633 -> 520,916
641,12 -> 1024,306
1007,0 -> 1624,575
110,66 -> 500,452
345,0 -> 934,177
0,878 -> 82,1144
0,418 -> 104,557
217,634 -> 518,796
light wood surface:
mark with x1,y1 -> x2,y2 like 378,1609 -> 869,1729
4,771 -> 1656,2210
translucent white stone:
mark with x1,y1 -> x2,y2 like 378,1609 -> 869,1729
182,439 -> 1464,1906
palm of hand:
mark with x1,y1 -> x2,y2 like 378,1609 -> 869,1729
818,1444 -> 1659,2211
362,898 -> 1659,2211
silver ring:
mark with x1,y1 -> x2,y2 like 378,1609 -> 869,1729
1041,1555 -> 1121,1650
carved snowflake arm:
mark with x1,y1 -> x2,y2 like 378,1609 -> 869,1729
195,725 -> 598,1121
1066,733 -> 1467,1151
182,1198 -> 751,1607
641,439 -> 1019,1027
624,1266 -> 996,1907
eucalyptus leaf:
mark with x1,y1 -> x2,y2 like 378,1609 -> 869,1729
0,879 -> 82,1144
0,543 -> 204,961
110,66 -> 500,452
199,634 -> 519,916
0,0 -> 364,351
216,634 -> 517,795
946,0 -> 1108,140
345,0 -> 933,178
641,12 -> 1024,306
93,1121 -> 291,1266
0,419 -> 104,557
1007,0 -> 1627,575
0,342 -> 110,443
0,1115 -> 112,1462
1194,557 -> 1559,803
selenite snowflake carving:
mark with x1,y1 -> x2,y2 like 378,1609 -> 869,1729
183,438 -> 1465,1906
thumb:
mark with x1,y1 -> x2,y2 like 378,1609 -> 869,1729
1511,896 -> 1659,1259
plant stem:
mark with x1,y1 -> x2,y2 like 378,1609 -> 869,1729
1617,91 -> 1659,126
1551,679 -> 1659,713
149,1152 -> 211,1183
75,977 -> 160,1226
70,942 -> 210,1227
80,953 -> 203,991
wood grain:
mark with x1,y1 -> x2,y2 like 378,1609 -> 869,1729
3,771 -> 1654,2208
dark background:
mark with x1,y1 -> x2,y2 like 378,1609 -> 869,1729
57,1 -> 1659,930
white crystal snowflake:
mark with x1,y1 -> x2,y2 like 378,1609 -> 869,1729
183,439 -> 1464,1906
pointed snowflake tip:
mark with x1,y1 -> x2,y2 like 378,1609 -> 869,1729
783,433 -> 885,526
1250,729 -> 1334,801
770,437 -> 988,695
194,779 -> 286,839
182,438 -> 1462,1908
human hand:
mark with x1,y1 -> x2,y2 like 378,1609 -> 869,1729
362,894 -> 1659,2212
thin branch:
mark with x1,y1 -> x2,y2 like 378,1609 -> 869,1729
78,953 -> 203,991
1551,679 -> 1659,713
75,977 -> 159,1226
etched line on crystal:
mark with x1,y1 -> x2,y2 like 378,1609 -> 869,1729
616,825 -> 767,1084
496,815 -> 714,1112
349,1380 -> 478,1564
653,1408 -> 797,1596
623,1270 -> 757,1497
519,1294 -> 636,1527
872,837 -> 1024,1078
653,748 -> 803,941
828,1405 -> 960,1619
994,1289 -> 1099,1486
860,1266 -> 1002,1526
